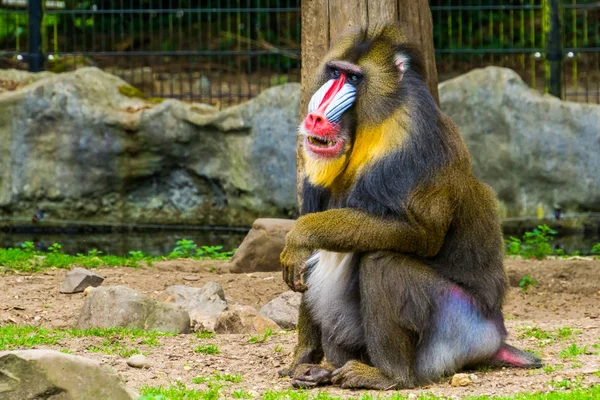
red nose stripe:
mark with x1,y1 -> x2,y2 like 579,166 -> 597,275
316,75 -> 346,114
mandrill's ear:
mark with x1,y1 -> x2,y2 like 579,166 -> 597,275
394,53 -> 409,81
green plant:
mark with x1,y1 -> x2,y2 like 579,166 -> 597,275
196,331 -> 215,339
506,225 -> 557,259
557,327 -> 582,339
519,275 -> 538,292
170,239 -> 198,258
87,249 -> 103,257
559,343 -> 588,360
195,344 -> 220,355
20,241 -> 35,253
48,243 -> 63,254
196,246 -> 235,260
592,243 -> 600,256
274,344 -> 284,353
249,328 -> 273,344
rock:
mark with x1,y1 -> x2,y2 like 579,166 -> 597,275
230,218 -> 296,273
77,286 -> 190,333
126,354 -> 150,369
450,373 -> 473,387
157,283 -> 227,331
0,349 -> 137,399
214,311 -> 246,334
440,67 -> 600,217
60,267 -> 105,294
252,315 -> 281,335
183,275 -> 199,281
259,291 -> 301,330
0,68 -> 299,226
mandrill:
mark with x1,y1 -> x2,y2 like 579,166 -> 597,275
279,23 -> 541,390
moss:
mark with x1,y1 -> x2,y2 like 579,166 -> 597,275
118,85 -> 164,104
118,84 -> 147,99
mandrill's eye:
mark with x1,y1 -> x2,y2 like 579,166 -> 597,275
332,69 -> 341,79
349,74 -> 360,84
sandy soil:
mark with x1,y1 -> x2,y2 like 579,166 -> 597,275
1,258 -> 599,398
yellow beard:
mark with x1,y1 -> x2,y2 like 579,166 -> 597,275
303,108 -> 409,194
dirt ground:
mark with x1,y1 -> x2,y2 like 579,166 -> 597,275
1,258 -> 599,398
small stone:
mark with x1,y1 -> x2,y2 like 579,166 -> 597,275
183,276 -> 199,282
60,267 -> 104,294
451,373 -> 473,387
126,354 -> 150,369
469,373 -> 479,381
183,365 -> 192,371
408,394 -> 417,400
259,291 -> 301,330
83,286 -> 95,296
214,311 -> 246,334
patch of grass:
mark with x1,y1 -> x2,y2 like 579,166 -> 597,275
519,275 -> 539,292
195,344 -> 220,355
559,343 -> 589,360
249,328 -> 273,344
274,344 -> 284,353
86,340 -> 141,358
542,364 -> 564,373
232,389 -> 253,399
0,325 -> 172,356
0,239 -> 235,273
192,373 -> 242,385
139,382 -> 220,400
556,327 -> 582,340
0,324 -> 66,350
518,327 -> 551,340
196,331 -> 216,339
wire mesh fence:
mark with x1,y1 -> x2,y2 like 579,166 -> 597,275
0,0 -> 598,106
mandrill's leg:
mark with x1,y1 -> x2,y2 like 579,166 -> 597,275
279,296 -> 324,378
333,252 -> 433,390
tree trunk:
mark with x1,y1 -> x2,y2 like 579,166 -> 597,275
297,0 -> 439,208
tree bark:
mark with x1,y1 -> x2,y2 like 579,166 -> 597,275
297,0 -> 439,208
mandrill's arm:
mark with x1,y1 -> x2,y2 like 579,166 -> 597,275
281,189 -> 456,291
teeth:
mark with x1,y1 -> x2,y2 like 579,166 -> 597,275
307,136 -> 336,147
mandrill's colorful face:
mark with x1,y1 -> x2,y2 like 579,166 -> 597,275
299,24 -> 424,190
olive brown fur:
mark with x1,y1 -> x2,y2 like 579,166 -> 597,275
280,23 -> 541,390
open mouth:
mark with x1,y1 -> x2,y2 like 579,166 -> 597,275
307,136 -> 336,148
305,135 -> 344,158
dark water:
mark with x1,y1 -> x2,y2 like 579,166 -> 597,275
0,229 -> 249,256
0,228 -> 598,257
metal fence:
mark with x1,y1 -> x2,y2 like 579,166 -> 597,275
0,1 -> 598,106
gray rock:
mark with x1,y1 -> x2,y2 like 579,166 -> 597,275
0,349 -> 137,399
259,291 -> 302,330
157,282 -> 227,331
440,67 -> 600,217
230,218 -> 296,273
126,354 -> 150,369
77,286 -> 190,333
60,267 -> 105,294
214,310 -> 246,334
0,67 -> 299,226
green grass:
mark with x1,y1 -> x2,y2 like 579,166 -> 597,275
0,325 -> 174,355
195,344 -> 220,355
193,373 -> 242,384
559,343 -> 589,360
139,386 -> 600,400
0,239 -> 235,273
517,326 -> 584,347
196,331 -> 216,340
249,328 -> 273,344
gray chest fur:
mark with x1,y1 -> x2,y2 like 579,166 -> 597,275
304,251 -> 363,348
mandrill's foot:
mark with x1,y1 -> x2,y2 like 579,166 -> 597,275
290,363 -> 335,388
332,360 -> 413,390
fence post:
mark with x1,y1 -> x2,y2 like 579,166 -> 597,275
545,0 -> 563,98
28,0 -> 44,72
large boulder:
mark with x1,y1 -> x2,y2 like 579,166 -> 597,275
77,286 -> 190,333
440,67 -> 600,217
157,282 -> 227,331
0,349 -> 137,399
230,218 -> 296,273
0,68 -> 299,226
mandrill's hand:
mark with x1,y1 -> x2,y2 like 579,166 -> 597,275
280,240 -> 313,293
